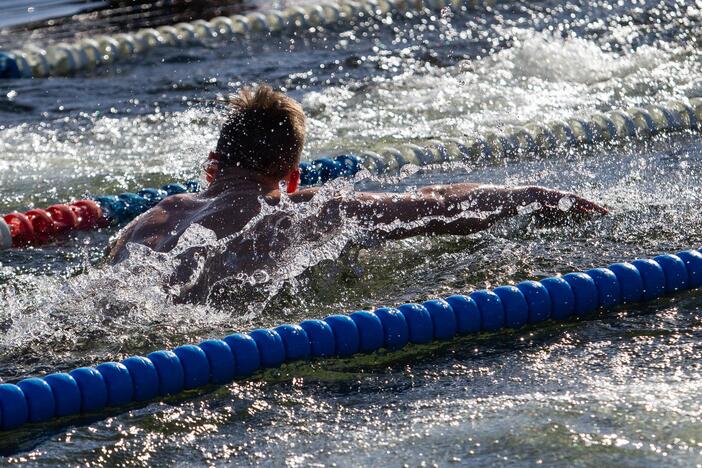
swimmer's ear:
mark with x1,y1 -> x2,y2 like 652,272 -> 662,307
286,168 -> 300,194
205,151 -> 220,184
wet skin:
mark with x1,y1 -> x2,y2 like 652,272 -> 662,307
109,165 -> 607,300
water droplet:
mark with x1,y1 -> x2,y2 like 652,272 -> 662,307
558,196 -> 575,211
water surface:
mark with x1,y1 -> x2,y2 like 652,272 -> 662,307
1,0 -> 702,464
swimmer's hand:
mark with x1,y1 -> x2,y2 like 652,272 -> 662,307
520,186 -> 608,226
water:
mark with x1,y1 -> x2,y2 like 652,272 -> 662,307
0,1 -> 106,29
1,0 -> 702,464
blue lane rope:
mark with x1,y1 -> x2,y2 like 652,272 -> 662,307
1,248 -> 702,431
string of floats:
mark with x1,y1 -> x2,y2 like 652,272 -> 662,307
1,97 -> 699,250
0,0 -> 497,79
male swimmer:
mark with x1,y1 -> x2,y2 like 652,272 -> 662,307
109,85 -> 607,300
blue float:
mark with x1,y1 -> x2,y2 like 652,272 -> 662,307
274,324 -> 312,360
492,286 -> 529,328
608,262 -> 644,303
349,311 -> 384,353
444,295 -> 481,333
373,307 -> 409,350
398,303 -> 433,344
324,315 -> 360,357
469,290 -> 504,331
654,254 -> 689,293
0,52 -> 21,79
585,268 -> 621,308
95,362 -> 134,406
249,329 -> 286,368
69,368 -> 108,412
631,259 -> 666,301
562,272 -> 599,317
298,320 -> 336,357
117,192 -> 152,218
94,196 -> 126,223
162,183 -> 188,195
0,384 -> 28,430
540,277 -> 575,320
299,162 -> 318,185
199,339 -> 236,384
173,345 -> 211,389
17,378 -> 54,423
121,356 -> 159,401
43,373 -> 81,417
223,333 -> 261,377
336,154 -> 360,176
314,158 -> 343,182
516,280 -> 551,324
137,188 -> 168,205
677,250 -> 702,288
423,299 -> 458,339
147,351 -> 185,396
185,180 -> 200,192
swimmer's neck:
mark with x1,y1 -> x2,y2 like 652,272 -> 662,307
204,167 -> 280,197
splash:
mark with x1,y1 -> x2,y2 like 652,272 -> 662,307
488,29 -> 665,85
301,28 -> 695,153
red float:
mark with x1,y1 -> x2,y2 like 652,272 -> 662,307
25,209 -> 58,243
46,204 -> 79,232
3,213 -> 35,246
70,200 -> 104,229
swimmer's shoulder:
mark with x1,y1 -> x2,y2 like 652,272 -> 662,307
133,193 -> 203,228
156,193 -> 201,210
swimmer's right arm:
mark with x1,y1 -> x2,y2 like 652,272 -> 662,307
108,197 -> 182,263
331,184 -> 607,239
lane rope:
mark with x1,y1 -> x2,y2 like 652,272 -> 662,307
0,0 -> 497,79
1,247 -> 701,431
0,97 -> 699,250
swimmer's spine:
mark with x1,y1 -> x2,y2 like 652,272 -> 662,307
0,97 -> 700,249
0,0 -> 491,79
1,248 -> 702,431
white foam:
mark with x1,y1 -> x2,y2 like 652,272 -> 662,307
490,29 -> 665,85
302,29 -> 692,153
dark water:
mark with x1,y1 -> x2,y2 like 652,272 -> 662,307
0,1 -> 249,43
0,1 -> 106,29
1,0 -> 702,464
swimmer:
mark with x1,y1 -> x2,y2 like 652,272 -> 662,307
109,85 -> 607,300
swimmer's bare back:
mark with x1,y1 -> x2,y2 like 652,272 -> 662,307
109,168 -> 607,265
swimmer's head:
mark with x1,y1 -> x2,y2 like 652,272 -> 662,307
215,84 -> 306,185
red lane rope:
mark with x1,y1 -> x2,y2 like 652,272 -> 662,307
2,201 -> 103,247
